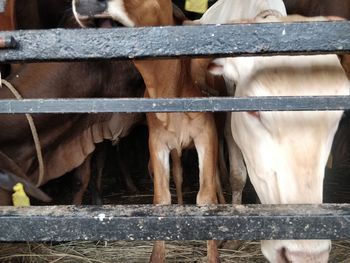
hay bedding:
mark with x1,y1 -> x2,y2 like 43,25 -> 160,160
0,240 -> 349,263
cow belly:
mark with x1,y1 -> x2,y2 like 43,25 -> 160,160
28,113 -> 142,185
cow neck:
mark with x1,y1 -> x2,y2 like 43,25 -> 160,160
132,6 -> 201,99
134,58 -> 201,99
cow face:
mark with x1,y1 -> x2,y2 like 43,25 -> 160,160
210,55 -> 349,262
73,0 -> 173,28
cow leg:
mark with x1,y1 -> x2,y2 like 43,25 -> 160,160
225,115 -> 247,204
170,149 -> 183,205
149,131 -> 171,263
194,115 -> 219,263
72,154 -> 92,205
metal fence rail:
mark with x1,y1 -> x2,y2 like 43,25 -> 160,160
0,204 -> 349,242
0,21 -> 349,62
0,96 -> 350,114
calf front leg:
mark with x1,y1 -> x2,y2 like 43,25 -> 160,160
194,114 -> 220,263
149,131 -> 171,263
194,120 -> 218,206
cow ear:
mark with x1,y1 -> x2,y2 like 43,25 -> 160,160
208,59 -> 224,76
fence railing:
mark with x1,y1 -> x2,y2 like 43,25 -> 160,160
0,17 -> 349,241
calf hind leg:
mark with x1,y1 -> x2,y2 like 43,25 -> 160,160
149,133 -> 171,263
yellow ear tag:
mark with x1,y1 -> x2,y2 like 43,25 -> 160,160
185,0 -> 208,14
12,183 -> 30,207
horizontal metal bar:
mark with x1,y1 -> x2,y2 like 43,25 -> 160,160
0,96 -> 349,114
0,21 -> 349,62
0,204 -> 349,241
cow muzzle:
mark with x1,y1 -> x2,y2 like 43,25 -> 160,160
73,0 -> 126,28
261,240 -> 331,263
73,0 -> 108,17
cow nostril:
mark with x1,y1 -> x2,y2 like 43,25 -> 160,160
280,247 -> 291,263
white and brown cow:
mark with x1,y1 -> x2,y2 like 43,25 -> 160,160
200,0 -> 350,262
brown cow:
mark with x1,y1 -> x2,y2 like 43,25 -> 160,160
73,0 -> 220,262
0,61 -> 145,205
0,0 -> 146,205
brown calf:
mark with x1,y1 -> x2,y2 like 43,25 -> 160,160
73,0 -> 220,262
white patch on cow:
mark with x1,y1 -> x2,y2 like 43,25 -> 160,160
107,0 -> 135,27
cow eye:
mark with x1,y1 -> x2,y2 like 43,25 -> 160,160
247,111 -> 261,120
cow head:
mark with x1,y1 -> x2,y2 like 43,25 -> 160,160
208,13 -> 350,262
210,51 -> 349,263
73,0 -> 175,28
